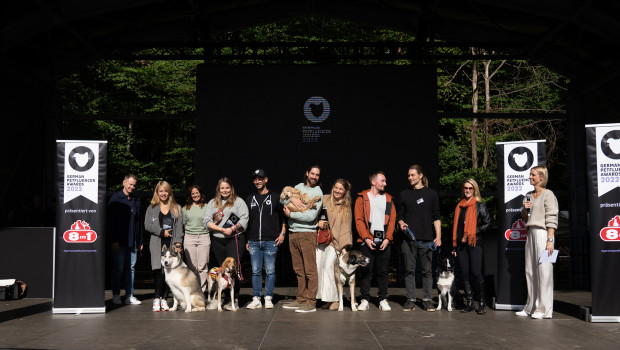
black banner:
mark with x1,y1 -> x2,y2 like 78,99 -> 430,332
586,124 -> 620,322
495,140 -> 546,310
53,141 -> 107,313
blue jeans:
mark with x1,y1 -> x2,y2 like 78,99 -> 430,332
111,245 -> 138,296
248,240 -> 278,297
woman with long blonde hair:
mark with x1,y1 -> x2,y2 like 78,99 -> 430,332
144,180 -> 184,312
517,166 -> 559,319
451,178 -> 491,314
316,178 -> 353,310
202,177 -> 249,308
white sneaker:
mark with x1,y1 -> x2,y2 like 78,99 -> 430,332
125,295 -> 142,305
160,299 -> 170,311
515,310 -> 529,317
264,296 -> 274,309
112,295 -> 122,305
152,298 -> 160,312
530,312 -> 543,319
247,296 -> 262,309
379,299 -> 391,311
357,299 -> 369,311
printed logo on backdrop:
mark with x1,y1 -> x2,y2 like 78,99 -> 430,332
64,143 -> 99,204
504,219 -> 528,241
302,96 -> 332,142
504,143 -> 537,202
63,220 -> 98,243
600,216 -> 620,242
597,127 -> 620,196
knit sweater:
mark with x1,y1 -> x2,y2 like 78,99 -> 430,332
202,197 -> 249,239
521,189 -> 559,229
182,205 -> 208,234
280,183 -> 323,232
321,194 -> 353,251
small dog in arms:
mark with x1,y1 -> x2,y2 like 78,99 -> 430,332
207,257 -> 237,312
436,254 -> 456,311
334,245 -> 369,311
160,245 -> 206,313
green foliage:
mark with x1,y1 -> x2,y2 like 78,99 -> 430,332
57,16 -> 569,204
57,56 -> 200,191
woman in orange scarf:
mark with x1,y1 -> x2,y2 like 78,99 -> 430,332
452,178 -> 491,314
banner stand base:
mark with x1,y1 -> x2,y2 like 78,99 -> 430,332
590,315 -> 620,323
52,307 -> 106,314
494,303 -> 524,311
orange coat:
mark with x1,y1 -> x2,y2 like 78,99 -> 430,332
354,189 -> 397,243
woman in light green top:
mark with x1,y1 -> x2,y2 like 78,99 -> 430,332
182,185 -> 210,292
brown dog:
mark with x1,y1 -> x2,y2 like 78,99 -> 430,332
206,257 -> 237,312
280,186 -> 321,212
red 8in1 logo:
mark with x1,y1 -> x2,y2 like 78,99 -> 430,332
600,215 -> 620,241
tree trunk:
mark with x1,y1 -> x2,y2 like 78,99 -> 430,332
127,120 -> 133,153
471,48 -> 479,170
482,59 -> 491,168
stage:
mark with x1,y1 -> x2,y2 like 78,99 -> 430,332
1,288 -> 617,349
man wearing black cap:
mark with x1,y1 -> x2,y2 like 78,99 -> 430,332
245,169 -> 286,309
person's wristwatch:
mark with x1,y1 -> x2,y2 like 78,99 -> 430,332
547,237 -> 554,242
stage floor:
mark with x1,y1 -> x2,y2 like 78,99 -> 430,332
1,288 -> 618,349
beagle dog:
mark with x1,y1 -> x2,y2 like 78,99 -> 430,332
207,257 -> 237,312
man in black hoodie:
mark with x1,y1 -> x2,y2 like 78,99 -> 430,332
245,169 -> 286,309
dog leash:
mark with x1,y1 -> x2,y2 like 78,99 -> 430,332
234,232 -> 244,281
405,227 -> 437,251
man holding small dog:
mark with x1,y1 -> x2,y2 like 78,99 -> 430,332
107,174 -> 143,305
397,165 -> 442,312
280,165 -> 323,313
245,169 -> 286,310
354,171 -> 396,312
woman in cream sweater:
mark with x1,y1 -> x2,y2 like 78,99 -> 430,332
518,166 -> 559,319
316,178 -> 353,310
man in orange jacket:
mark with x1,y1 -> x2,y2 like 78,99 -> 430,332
354,171 -> 397,311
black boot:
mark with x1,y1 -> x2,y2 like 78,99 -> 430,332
461,282 -> 474,313
477,282 -> 486,315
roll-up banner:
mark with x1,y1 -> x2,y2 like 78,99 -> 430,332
495,140 -> 546,310
586,123 -> 620,322
53,140 -> 107,314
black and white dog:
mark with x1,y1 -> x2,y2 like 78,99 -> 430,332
436,254 -> 456,311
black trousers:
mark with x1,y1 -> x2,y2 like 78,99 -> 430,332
211,234 -> 246,298
359,243 -> 391,301
153,268 -> 170,299
455,244 -> 484,284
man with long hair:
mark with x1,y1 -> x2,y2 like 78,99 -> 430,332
280,165 -> 323,313
397,165 -> 442,312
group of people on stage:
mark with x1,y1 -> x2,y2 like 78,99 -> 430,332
107,164 -> 558,318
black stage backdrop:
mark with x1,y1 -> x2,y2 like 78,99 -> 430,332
195,65 -> 438,203
495,140 -> 546,310
54,141 -> 107,313
586,123 -> 620,322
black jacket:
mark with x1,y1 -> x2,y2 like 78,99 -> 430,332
455,201 -> 491,246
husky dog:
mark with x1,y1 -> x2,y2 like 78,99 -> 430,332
436,254 -> 456,311
160,245 -> 206,313
206,257 -> 237,312
334,245 -> 369,312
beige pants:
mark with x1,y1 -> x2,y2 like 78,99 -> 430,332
523,227 -> 554,318
184,233 -> 211,292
